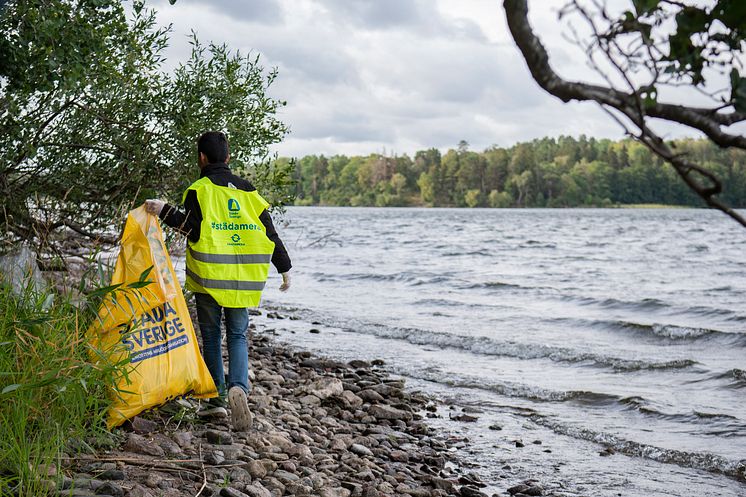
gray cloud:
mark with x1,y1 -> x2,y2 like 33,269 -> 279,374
197,0 -> 283,24
152,0 -> 653,157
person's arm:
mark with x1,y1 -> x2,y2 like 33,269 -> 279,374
259,209 -> 292,273
159,190 -> 202,244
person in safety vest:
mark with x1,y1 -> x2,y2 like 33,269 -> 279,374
144,131 -> 291,431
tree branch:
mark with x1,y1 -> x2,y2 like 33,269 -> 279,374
503,0 -> 746,226
502,0 -> 746,149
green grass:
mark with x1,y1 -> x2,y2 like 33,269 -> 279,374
0,281 -> 125,496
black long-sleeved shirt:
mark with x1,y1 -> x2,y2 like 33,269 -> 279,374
159,162 -> 292,274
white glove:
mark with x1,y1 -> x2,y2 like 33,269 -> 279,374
145,199 -> 165,216
279,272 -> 290,292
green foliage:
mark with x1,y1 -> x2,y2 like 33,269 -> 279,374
285,136 -> 746,208
617,1 -> 746,91
0,281 -> 126,496
0,0 -> 291,255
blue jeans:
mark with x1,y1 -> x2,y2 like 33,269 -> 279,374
194,292 -> 250,396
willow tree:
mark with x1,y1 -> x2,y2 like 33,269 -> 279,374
0,0 -> 292,262
503,0 -> 746,226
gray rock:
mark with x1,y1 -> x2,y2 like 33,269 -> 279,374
243,482 -> 272,497
357,389 -> 385,403
395,485 -> 431,497
459,487 -> 487,497
97,469 -> 125,481
389,450 -> 409,462
299,394 -> 322,406
229,467 -> 252,483
143,473 -> 162,488
339,390 -> 364,409
367,405 -> 412,421
348,360 -> 371,369
172,431 -> 193,448
219,488 -> 249,497
153,434 -> 182,456
306,377 -> 344,400
245,460 -> 267,479
350,444 -> 374,457
205,430 -> 233,445
319,488 -> 351,497
428,477 -> 454,493
130,416 -> 159,434
507,484 -> 532,496
126,483 -> 155,497
123,433 -> 164,457
92,481 -> 124,496
524,486 -> 544,496
273,469 -> 300,483
205,451 -> 226,466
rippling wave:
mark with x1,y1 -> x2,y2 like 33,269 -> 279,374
283,310 -> 700,371
530,415 -> 746,482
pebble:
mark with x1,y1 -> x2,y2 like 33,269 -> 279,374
56,328 -> 557,497
368,405 -> 412,421
350,443 -> 374,457
97,469 -> 125,480
131,416 -> 159,434
450,413 -> 478,422
123,433 -> 164,457
219,488 -> 248,497
205,429 -> 233,445
243,482 -> 272,497
91,481 -> 124,496
459,486 -> 488,497
172,431 -> 193,448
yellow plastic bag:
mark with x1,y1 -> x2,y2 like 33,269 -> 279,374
89,206 -> 217,428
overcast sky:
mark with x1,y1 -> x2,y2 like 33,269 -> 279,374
150,0 -> 719,158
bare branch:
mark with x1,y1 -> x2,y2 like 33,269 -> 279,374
503,0 -> 746,225
502,0 -> 746,148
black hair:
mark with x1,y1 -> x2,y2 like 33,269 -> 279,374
197,131 -> 230,163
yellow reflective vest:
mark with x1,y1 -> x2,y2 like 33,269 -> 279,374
183,177 -> 275,308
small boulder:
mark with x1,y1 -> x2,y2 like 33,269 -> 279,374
205,430 -> 233,445
243,482 -> 272,497
357,390 -> 385,403
339,390 -> 364,409
305,377 -> 344,400
131,416 -> 159,434
350,443 -> 373,457
368,405 -> 412,421
123,433 -> 164,457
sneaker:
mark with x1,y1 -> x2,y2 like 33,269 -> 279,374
206,395 -> 228,409
197,406 -> 228,419
228,386 -> 253,432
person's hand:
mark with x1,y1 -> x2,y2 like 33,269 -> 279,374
279,272 -> 290,292
145,199 -> 165,216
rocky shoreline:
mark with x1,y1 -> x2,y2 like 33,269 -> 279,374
55,315 -> 549,497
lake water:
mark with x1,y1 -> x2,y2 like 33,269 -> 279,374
257,207 -> 746,496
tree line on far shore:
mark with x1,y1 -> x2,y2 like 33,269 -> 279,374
280,136 -> 746,208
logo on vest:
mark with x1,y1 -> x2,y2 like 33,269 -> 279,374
231,233 -> 241,243
228,198 -> 241,219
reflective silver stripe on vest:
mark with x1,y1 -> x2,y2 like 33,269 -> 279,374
186,268 -> 266,291
188,247 -> 272,265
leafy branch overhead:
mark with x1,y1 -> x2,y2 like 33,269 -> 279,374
0,0 -> 292,260
503,0 -> 746,226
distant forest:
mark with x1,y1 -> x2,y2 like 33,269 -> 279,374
278,136 -> 746,208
